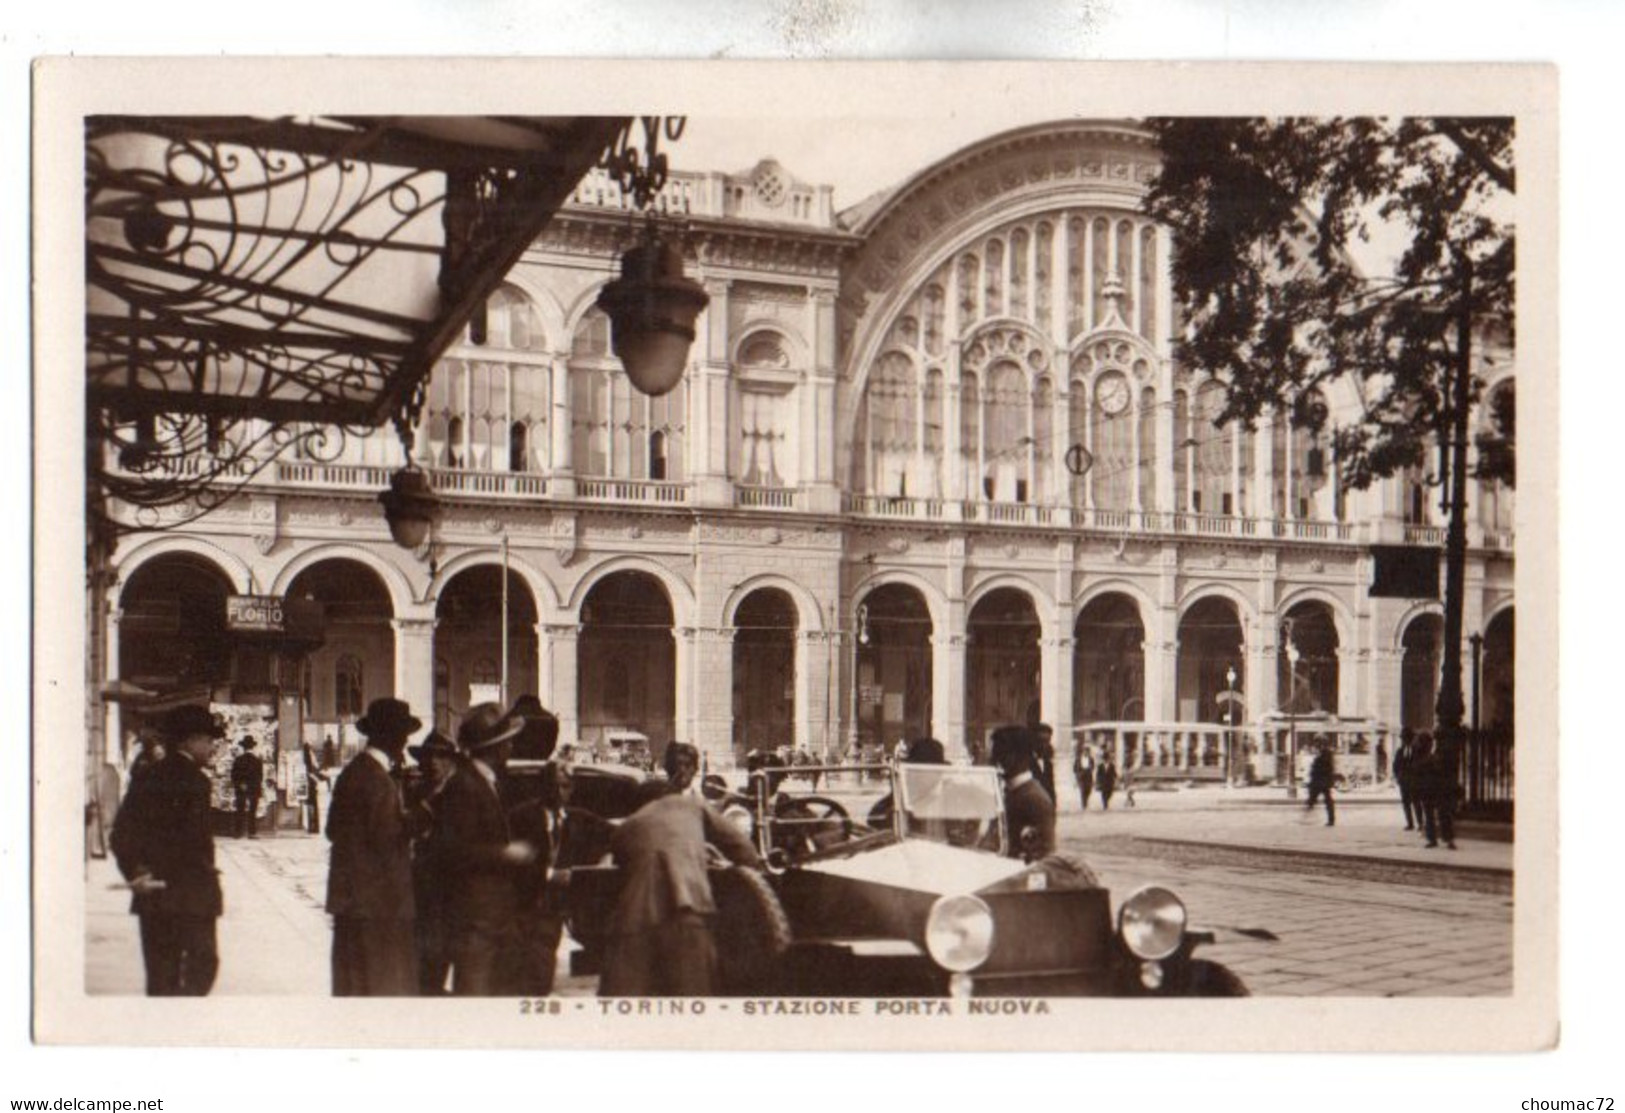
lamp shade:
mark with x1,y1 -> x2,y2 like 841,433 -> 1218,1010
596,236 -> 709,397
378,467 -> 437,550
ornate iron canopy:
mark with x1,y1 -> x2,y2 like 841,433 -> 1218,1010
87,115 -> 626,431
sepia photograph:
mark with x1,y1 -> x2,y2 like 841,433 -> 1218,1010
30,56 -> 1556,1056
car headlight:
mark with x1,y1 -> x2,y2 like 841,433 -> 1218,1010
1117,886 -> 1187,961
925,894 -> 995,973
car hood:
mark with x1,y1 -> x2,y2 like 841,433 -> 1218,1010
799,838 -> 1030,896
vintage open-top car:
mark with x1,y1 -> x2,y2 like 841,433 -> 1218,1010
560,760 -> 1259,998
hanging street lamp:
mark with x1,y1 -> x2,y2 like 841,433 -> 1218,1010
595,117 -> 710,398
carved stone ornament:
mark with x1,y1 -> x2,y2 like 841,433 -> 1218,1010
253,534 -> 277,556
484,516 -> 503,534
1309,558 -> 1325,574
1004,543 -> 1020,560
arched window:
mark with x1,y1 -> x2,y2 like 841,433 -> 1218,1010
1195,380 -> 1231,515
509,422 -> 528,473
1092,373 -> 1134,510
335,654 -> 364,720
571,306 -> 686,482
445,416 -> 465,469
984,360 -> 1027,502
863,352 -> 917,496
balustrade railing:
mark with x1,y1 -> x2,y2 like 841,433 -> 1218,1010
736,486 -> 800,510
575,477 -> 690,505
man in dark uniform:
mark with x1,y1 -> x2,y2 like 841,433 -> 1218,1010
599,780 -> 764,997
1306,740 -> 1337,826
110,704 -> 225,996
325,698 -> 420,996
1030,723 -> 1058,801
1096,755 -> 1119,810
1073,742 -> 1095,810
1417,733 -> 1459,850
230,736 -> 264,838
405,730 -> 460,995
1393,728 -> 1421,831
435,703 -> 536,996
990,725 -> 1055,862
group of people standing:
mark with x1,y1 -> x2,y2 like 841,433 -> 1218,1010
1391,728 -> 1461,849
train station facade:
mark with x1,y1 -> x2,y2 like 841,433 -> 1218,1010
99,120 -> 1516,780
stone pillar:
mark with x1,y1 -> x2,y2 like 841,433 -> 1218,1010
542,622 -> 580,745
795,630 -> 821,755
549,356 -> 575,498
934,632 -> 969,761
104,607 -> 123,770
1049,635 -> 1076,756
392,613 -> 438,745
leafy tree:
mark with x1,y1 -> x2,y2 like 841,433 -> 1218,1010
1144,116 -> 1515,752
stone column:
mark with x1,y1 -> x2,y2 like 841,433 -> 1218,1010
392,613 -> 438,745
104,606 -> 123,770
795,630 -> 820,755
934,632 -> 969,761
542,622 -> 580,745
549,356 -> 575,497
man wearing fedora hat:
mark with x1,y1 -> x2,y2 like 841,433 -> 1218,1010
110,704 -> 225,995
405,730 -> 459,994
433,702 -> 537,995
325,697 -> 420,996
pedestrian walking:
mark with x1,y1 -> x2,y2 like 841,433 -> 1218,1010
325,698 -> 420,996
1031,723 -> 1058,802
109,704 -> 225,996
990,726 -> 1055,862
436,703 -> 536,996
1073,743 -> 1096,810
301,741 -> 329,835
1306,740 -> 1336,826
1097,755 -> 1119,810
599,782 -> 764,996
406,730 -> 460,995
230,736 -> 264,838
1393,728 -> 1422,831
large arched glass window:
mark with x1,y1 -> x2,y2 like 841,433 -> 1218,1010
1092,373 -> 1134,510
570,306 -> 687,482
1195,379 -> 1231,515
863,352 -> 918,497
421,285 -> 550,473
983,360 -> 1028,502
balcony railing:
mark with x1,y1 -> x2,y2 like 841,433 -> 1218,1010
736,486 -> 800,511
432,468 -> 550,497
274,461 -> 397,489
1405,524 -> 1447,545
575,477 -> 690,505
843,493 -> 947,519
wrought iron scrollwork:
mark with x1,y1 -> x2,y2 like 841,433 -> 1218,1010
599,117 -> 686,211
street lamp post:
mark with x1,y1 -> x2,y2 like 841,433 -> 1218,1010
1224,664 -> 1238,789
1283,620 -> 1300,800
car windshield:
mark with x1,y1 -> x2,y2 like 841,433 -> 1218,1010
894,764 -> 1005,853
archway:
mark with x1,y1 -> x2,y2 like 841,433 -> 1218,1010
731,588 -> 798,758
577,571 -> 676,752
434,564 -> 539,734
118,553 -> 234,695
1481,608 -> 1514,740
1073,593 -> 1146,723
1401,613 -> 1444,732
288,559 -> 397,760
965,587 -> 1040,759
1176,597 -> 1245,723
854,583 -> 933,759
1278,600 -> 1340,716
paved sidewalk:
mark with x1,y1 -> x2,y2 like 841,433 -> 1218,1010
87,834 -> 332,995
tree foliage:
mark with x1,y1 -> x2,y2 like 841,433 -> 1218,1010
1143,117 -> 1515,490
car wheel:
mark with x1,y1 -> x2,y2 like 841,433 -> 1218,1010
712,866 -> 792,995
1187,959 -> 1250,997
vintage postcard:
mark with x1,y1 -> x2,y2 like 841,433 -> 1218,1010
32,57 -> 1556,1050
